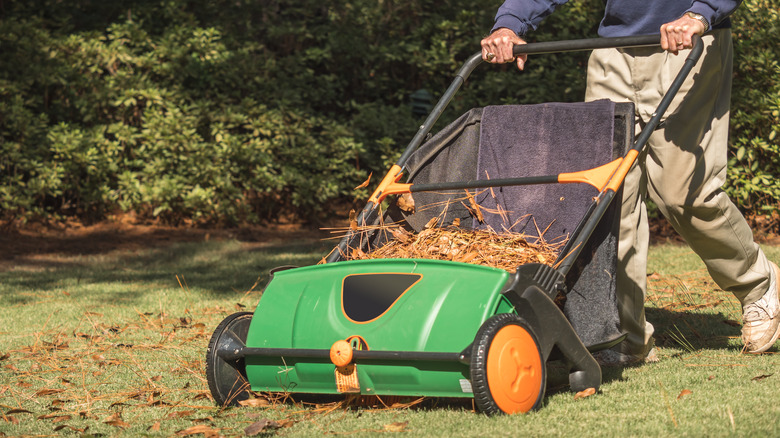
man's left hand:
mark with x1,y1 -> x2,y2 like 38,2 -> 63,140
660,15 -> 706,55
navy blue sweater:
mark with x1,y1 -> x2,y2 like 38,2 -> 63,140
493,0 -> 742,37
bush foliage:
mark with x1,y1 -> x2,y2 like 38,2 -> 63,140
0,0 -> 777,225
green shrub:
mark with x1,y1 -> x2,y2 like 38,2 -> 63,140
0,0 -> 777,225
727,1 -> 780,213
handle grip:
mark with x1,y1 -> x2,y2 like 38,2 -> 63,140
510,34 -> 661,57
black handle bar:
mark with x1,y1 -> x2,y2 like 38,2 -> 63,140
514,35 -> 661,56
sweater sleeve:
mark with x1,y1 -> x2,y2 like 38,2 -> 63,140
687,0 -> 742,28
492,0 -> 570,35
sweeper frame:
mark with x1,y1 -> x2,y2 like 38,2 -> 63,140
205,35 -> 703,414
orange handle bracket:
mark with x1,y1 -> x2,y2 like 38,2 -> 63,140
557,157 -> 623,191
367,165 -> 412,204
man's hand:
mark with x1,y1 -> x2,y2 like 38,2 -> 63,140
480,28 -> 528,70
660,15 -> 706,55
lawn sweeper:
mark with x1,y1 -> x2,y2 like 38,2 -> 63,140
206,35 -> 703,414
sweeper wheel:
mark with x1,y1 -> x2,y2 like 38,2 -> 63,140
470,313 -> 546,415
206,311 -> 253,406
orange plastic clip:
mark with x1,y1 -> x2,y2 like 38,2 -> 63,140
367,165 -> 412,204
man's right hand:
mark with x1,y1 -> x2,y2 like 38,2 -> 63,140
480,28 -> 528,70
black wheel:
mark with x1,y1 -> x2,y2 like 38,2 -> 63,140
206,312 -> 253,406
470,313 -> 546,415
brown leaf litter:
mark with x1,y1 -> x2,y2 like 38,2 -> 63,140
343,219 -> 564,273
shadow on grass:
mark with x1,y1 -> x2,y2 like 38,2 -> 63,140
647,307 -> 743,352
0,237 -> 332,307
543,306 -> 745,401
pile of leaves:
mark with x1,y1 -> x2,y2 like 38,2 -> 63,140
345,219 -> 565,272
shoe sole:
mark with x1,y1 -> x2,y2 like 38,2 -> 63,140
748,323 -> 780,353
747,262 -> 780,354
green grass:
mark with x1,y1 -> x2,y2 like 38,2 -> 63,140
1,237 -> 778,437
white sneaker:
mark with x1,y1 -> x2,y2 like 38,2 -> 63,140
741,262 -> 780,354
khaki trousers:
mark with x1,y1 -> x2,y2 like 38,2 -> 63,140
585,29 -> 773,355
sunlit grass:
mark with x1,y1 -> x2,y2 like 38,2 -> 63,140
0,239 -> 778,437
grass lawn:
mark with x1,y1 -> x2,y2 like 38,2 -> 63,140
1,229 -> 778,437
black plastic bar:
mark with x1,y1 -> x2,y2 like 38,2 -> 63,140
410,175 -> 559,193
511,35 -> 660,57
234,347 -> 466,364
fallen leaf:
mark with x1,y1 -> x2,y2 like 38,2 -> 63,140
465,191 -> 484,223
647,272 -> 662,280
6,408 -> 32,415
3,415 -> 18,425
397,193 -> 415,212
277,418 -> 295,428
723,320 -> 740,327
0,353 -> 9,361
245,419 -> 280,436
193,392 -> 211,401
176,424 -> 221,437
677,389 -> 693,399
238,398 -> 269,408
35,389 -> 65,397
383,421 -> 409,432
167,410 -> 195,419
151,375 -> 162,382
751,374 -> 773,381
104,412 -> 130,429
349,209 -> 358,231
54,425 -> 88,433
37,413 -> 69,420
354,173 -> 372,190
148,421 -> 161,432
574,387 -> 596,400
105,419 -> 130,429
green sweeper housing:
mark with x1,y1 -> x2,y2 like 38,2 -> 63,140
205,36 -> 703,415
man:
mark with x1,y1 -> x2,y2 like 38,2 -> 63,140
481,0 -> 779,363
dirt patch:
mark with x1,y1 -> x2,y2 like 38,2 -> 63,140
649,214 -> 780,245
1,214 -> 776,270
0,218 -> 333,270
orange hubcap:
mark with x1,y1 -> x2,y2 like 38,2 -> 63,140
486,324 -> 542,414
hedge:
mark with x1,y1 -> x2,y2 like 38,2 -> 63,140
0,0 -> 777,225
